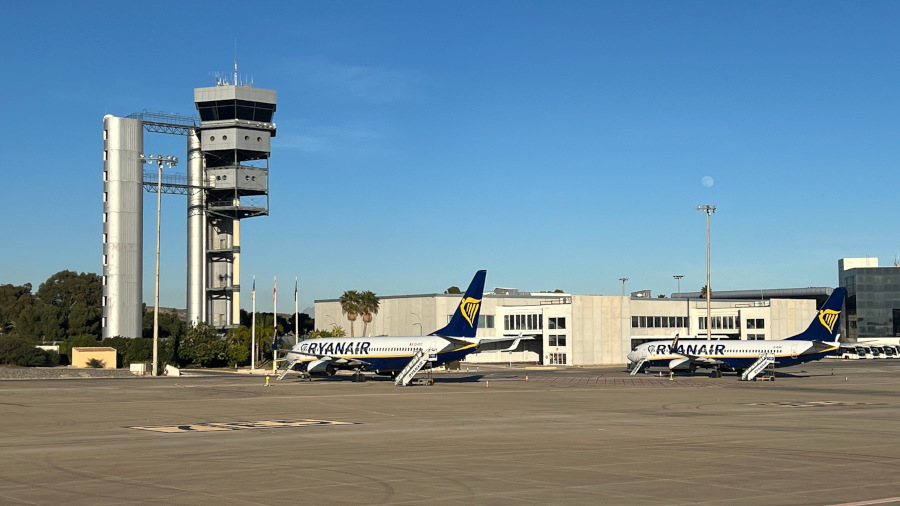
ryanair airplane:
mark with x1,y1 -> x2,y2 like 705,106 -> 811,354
626,288 -> 846,378
280,270 -> 523,383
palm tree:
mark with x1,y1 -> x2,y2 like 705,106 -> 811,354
700,285 -> 713,298
358,290 -> 380,337
340,290 -> 361,337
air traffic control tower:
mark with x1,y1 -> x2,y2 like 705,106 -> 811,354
102,77 -> 276,339
189,84 -> 277,328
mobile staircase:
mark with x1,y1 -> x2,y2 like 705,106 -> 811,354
741,353 -> 775,381
277,357 -> 301,380
395,350 -> 432,386
629,358 -> 648,376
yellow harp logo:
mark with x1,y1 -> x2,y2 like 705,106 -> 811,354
818,309 -> 839,333
459,297 -> 482,328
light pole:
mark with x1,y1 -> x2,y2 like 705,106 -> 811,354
141,154 -> 178,377
619,277 -> 629,297
697,205 -> 716,340
411,312 -> 422,336
673,275 -> 684,296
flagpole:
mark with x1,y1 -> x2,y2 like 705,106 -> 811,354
294,277 -> 299,345
273,276 -> 277,375
251,276 -> 256,374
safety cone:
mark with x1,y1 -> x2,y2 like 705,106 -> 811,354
658,371 -> 662,377
525,373 -> 529,382
485,380 -> 489,388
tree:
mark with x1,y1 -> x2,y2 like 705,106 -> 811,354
15,301 -> 64,343
309,325 -> 346,339
0,336 -> 57,366
700,285 -> 713,298
36,271 -> 102,339
0,283 -> 34,335
226,326 -> 251,367
444,286 -> 461,294
358,291 -> 380,337
339,290 -> 361,337
68,302 -> 100,337
287,312 -> 315,337
178,322 -> 225,367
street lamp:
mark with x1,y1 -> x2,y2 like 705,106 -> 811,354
411,312 -> 422,336
141,154 -> 178,377
673,275 -> 684,296
697,205 -> 716,340
619,277 -> 629,297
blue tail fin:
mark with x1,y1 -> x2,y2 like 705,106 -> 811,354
431,270 -> 486,338
787,288 -> 846,341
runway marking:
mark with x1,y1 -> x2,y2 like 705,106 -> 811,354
128,419 -> 359,434
828,497 -> 900,506
749,401 -> 876,408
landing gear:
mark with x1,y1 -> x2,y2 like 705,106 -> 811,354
709,366 -> 722,378
351,370 -> 367,383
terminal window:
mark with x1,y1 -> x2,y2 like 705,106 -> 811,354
548,334 -> 567,346
504,314 -> 541,331
632,316 -> 688,328
746,318 -> 765,329
699,316 -> 737,330
548,317 -> 566,330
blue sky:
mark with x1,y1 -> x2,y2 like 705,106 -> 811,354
2,1 -> 899,314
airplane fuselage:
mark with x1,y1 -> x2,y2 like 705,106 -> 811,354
288,335 -> 477,373
628,338 -> 832,371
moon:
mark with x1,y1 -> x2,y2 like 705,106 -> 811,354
701,176 -> 714,187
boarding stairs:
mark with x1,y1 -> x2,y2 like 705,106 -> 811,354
741,353 -> 775,381
277,358 -> 301,380
395,350 -> 431,386
629,358 -> 648,376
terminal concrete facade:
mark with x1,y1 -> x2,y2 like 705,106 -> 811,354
315,289 -> 816,366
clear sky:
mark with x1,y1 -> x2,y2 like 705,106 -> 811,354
2,1 -> 899,315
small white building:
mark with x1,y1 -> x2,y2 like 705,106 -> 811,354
314,289 -> 818,367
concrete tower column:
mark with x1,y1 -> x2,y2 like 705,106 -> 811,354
102,115 -> 144,338
186,129 -> 205,326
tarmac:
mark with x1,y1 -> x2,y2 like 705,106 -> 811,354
0,359 -> 898,505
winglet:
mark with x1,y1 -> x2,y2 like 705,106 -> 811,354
431,270 -> 486,338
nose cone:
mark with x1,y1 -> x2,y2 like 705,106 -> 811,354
626,350 -> 638,363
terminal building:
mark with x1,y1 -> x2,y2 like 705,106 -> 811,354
314,287 -> 820,367
839,257 -> 900,342
315,257 -> 900,366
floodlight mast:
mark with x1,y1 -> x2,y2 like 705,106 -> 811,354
697,205 -> 716,340
141,154 -> 178,377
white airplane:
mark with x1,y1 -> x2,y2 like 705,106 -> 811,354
626,288 -> 845,378
279,270 -> 525,383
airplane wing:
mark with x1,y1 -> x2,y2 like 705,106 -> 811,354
668,351 -> 724,370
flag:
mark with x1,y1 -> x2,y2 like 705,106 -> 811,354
294,278 -> 298,304
273,276 -> 277,306
252,276 -> 255,302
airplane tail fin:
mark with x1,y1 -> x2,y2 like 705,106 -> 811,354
431,270 -> 486,339
787,288 -> 846,342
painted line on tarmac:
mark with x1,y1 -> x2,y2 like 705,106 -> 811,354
749,401 -> 878,408
128,419 -> 360,434
828,497 -> 900,506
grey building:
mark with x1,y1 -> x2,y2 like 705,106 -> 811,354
839,258 -> 900,341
